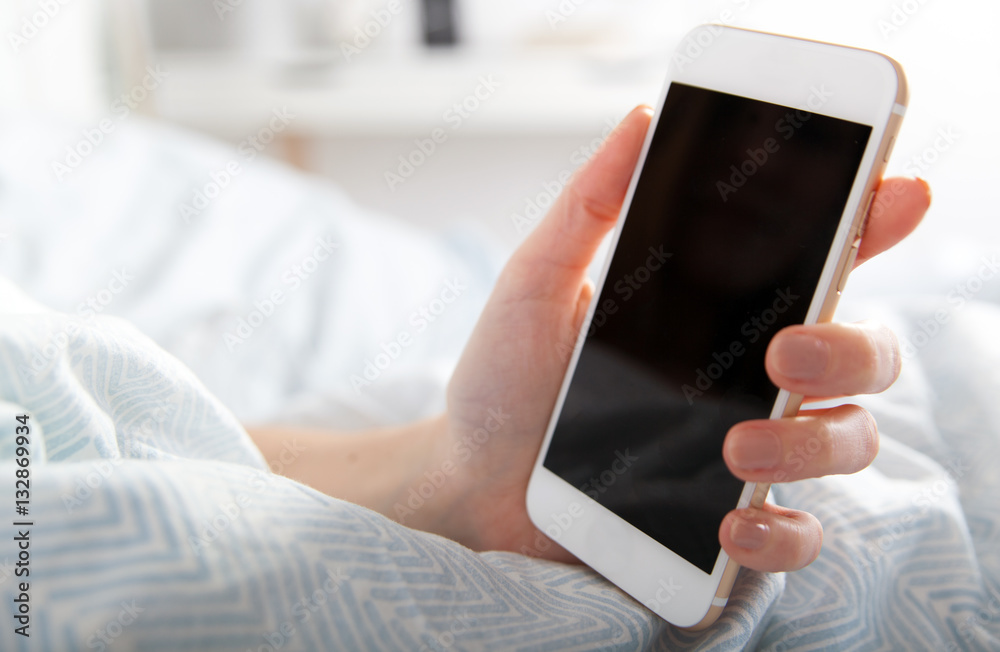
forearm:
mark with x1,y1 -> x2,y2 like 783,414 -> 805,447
245,415 -> 450,524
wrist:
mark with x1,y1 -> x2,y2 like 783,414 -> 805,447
381,415 -> 462,534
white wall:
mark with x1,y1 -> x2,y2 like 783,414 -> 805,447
0,0 -> 107,121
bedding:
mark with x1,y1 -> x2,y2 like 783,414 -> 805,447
0,114 -> 997,650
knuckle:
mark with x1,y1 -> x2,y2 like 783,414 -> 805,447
799,516 -> 824,568
819,405 -> 878,476
857,321 -> 901,392
815,417 -> 840,470
845,406 -> 879,473
567,185 -> 620,225
871,321 -> 901,384
781,512 -> 822,570
858,326 -> 883,389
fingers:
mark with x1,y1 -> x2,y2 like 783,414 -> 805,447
766,321 -> 901,398
854,177 -> 931,267
505,106 -> 653,303
723,404 -> 879,483
720,504 -> 823,572
722,320 -> 898,572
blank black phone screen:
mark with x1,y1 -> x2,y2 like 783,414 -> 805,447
543,83 -> 871,574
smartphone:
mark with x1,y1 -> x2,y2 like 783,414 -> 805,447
525,25 -> 907,629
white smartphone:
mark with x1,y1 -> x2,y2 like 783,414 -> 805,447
526,25 -> 907,629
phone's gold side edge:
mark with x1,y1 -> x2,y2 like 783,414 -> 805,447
822,107 -> 906,324
678,556 -> 744,631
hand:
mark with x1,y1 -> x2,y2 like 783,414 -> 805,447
718,179 -> 930,570
418,106 -> 931,572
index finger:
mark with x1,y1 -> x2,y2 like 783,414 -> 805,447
854,177 -> 931,267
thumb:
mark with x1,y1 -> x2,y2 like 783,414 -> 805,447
503,105 -> 653,304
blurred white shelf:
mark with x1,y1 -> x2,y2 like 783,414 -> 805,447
152,50 -> 666,138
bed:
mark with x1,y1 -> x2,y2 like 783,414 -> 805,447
0,113 -> 997,650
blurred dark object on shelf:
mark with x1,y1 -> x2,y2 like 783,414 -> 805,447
421,0 -> 458,45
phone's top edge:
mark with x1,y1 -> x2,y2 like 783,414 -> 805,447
689,24 -> 909,111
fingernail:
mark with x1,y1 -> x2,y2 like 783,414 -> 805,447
731,517 -> 769,550
729,429 -> 781,470
915,176 -> 932,202
775,333 -> 830,380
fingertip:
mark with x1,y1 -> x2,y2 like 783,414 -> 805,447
720,507 -> 823,572
856,176 -> 931,265
914,176 -> 932,206
612,105 -> 654,141
874,320 -> 902,387
901,176 -> 932,218
498,106 -> 650,304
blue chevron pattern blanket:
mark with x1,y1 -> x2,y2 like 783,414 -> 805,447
0,115 -> 998,650
0,279 -> 781,650
2,276 -> 999,651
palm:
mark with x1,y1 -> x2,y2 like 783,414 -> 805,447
446,299 -> 582,559
441,108 -> 654,560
